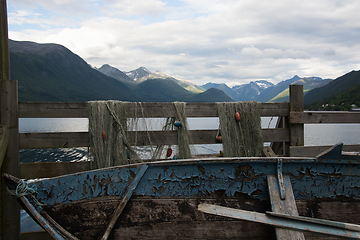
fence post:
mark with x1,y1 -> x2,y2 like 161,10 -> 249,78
289,85 -> 304,147
0,0 -> 20,239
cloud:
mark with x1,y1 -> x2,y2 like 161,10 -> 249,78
7,0 -> 360,85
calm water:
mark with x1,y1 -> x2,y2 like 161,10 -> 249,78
18,117 -> 360,163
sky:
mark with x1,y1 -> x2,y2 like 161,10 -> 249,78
6,0 -> 360,86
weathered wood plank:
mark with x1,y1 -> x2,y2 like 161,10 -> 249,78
297,200 -> 360,239
261,103 -> 290,117
0,126 -> 7,168
289,144 -> 360,157
289,85 -> 304,147
263,146 -> 277,157
18,102 -> 290,118
19,132 -> 89,149
262,128 -> 290,143
267,175 -> 305,240
1,80 -> 20,240
20,162 -> 91,179
19,128 -> 290,149
290,111 -> 360,124
18,102 -> 89,118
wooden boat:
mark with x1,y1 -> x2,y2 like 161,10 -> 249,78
3,143 -> 360,240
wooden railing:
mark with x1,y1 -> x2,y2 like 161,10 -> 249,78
19,102 -> 291,179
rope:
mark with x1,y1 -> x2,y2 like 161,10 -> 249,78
7,180 -> 35,198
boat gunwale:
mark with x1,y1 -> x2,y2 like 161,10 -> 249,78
21,155 -> 360,184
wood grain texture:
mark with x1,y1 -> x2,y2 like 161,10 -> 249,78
40,194 -> 360,240
18,102 -> 290,118
289,85 -> 304,147
44,195 -> 276,240
268,175 -> 305,240
0,80 -> 20,240
290,111 -> 360,124
19,128 -> 290,149
0,126 -> 7,168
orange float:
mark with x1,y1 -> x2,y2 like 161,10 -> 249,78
235,112 -> 241,122
102,130 -> 106,140
216,135 -> 222,143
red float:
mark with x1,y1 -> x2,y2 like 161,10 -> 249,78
216,135 -> 222,143
102,130 -> 106,140
235,112 -> 241,122
166,147 -> 172,157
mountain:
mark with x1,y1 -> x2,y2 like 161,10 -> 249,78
268,77 -> 332,103
305,84 -> 360,111
202,80 -> 275,102
97,64 -> 133,83
202,83 -> 238,100
152,71 -> 205,93
9,40 -> 141,102
9,40 -> 230,103
186,88 -> 233,102
304,70 -> 360,105
125,67 -> 152,81
125,67 -> 205,93
133,78 -> 232,102
232,80 -> 274,101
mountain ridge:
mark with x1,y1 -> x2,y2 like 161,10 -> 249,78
9,40 -> 231,103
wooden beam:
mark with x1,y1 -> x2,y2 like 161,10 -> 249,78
289,85 -> 304,147
263,146 -> 277,157
19,128 -> 290,149
0,126 -> 7,168
19,132 -> 89,149
290,111 -> 360,124
0,0 -> 9,82
20,162 -> 90,179
1,80 -> 20,240
289,144 -> 360,157
18,102 -> 290,118
267,175 -> 305,240
1,1 -> 20,238
18,102 -> 89,118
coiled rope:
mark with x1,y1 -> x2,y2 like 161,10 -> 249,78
7,180 -> 35,198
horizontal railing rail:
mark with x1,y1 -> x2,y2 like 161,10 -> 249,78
18,102 -> 290,118
290,111 -> 360,124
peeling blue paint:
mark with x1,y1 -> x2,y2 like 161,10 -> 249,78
27,156 -> 360,206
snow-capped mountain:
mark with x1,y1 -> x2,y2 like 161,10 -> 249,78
125,67 -> 152,81
202,80 -> 274,102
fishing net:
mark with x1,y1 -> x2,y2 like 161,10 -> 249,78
173,102 -> 192,159
88,101 -> 192,169
217,101 -> 263,157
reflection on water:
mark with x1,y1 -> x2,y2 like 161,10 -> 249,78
19,118 -> 88,133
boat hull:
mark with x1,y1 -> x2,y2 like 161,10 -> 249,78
4,153 -> 360,239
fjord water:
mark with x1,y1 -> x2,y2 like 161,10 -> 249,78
19,117 -> 360,163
